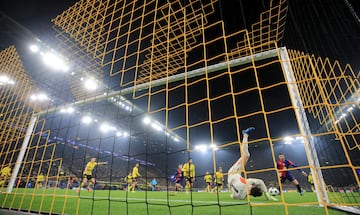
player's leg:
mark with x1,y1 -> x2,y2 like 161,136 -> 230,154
87,177 -> 95,191
185,178 -> 191,193
131,178 -> 137,192
278,177 -> 286,193
215,183 -> 222,192
288,174 -> 303,195
0,176 -> 5,187
80,177 -> 87,189
228,127 -> 255,175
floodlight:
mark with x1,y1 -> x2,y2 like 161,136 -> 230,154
29,44 -> 39,53
209,144 -> 218,150
194,144 -> 208,151
0,76 -> 9,83
116,131 -> 122,136
37,93 -> 48,101
143,117 -> 151,125
151,123 -> 162,131
173,137 -> 180,142
123,132 -> 129,137
100,123 -> 110,132
43,52 -> 68,72
30,95 -> 37,100
66,107 -> 75,114
82,116 -> 92,124
0,75 -> 15,85
84,79 -> 98,91
30,93 -> 49,101
284,136 -> 294,142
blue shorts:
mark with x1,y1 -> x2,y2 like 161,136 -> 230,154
280,172 -> 295,183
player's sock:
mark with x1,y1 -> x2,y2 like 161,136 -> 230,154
296,184 -> 302,194
185,185 -> 190,192
242,127 -> 255,135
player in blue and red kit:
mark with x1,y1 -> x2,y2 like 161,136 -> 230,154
174,164 -> 183,191
277,153 -> 307,195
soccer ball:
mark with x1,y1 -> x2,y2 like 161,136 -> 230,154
268,187 -> 279,196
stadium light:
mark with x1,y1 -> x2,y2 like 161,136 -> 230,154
194,144 -> 208,152
0,75 -> 15,85
284,136 -> 293,142
100,123 -> 110,132
151,122 -> 162,131
143,116 -> 151,125
283,136 -> 293,145
30,93 -> 49,101
123,132 -> 129,137
81,116 -> 92,124
29,44 -> 39,53
60,106 -> 75,114
116,131 -> 122,136
42,52 -> 69,72
209,144 -> 218,150
84,79 -> 98,91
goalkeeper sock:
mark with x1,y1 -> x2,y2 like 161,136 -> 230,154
296,184 -> 302,193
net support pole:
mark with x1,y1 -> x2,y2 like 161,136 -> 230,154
279,47 -> 329,205
6,114 -> 38,194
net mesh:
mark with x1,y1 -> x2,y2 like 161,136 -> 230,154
0,0 -> 359,214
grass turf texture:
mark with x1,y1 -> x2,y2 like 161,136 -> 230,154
0,189 -> 357,215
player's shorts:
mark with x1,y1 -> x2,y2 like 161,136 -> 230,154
206,182 -> 211,186
216,183 -> 223,187
175,178 -> 181,184
185,177 -> 194,184
132,177 -> 137,182
280,172 -> 295,182
84,174 -> 93,181
228,174 -> 247,200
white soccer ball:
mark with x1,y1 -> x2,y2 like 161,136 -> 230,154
268,187 -> 279,196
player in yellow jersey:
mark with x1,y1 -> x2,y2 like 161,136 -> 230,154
129,163 -> 141,192
0,165 -> 11,187
78,157 -> 107,192
212,167 -> 224,193
35,173 -> 45,188
204,171 -> 212,192
308,172 -> 314,192
125,172 -> 132,191
182,158 -> 195,193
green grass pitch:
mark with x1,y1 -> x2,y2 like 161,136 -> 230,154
0,189 -> 357,215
